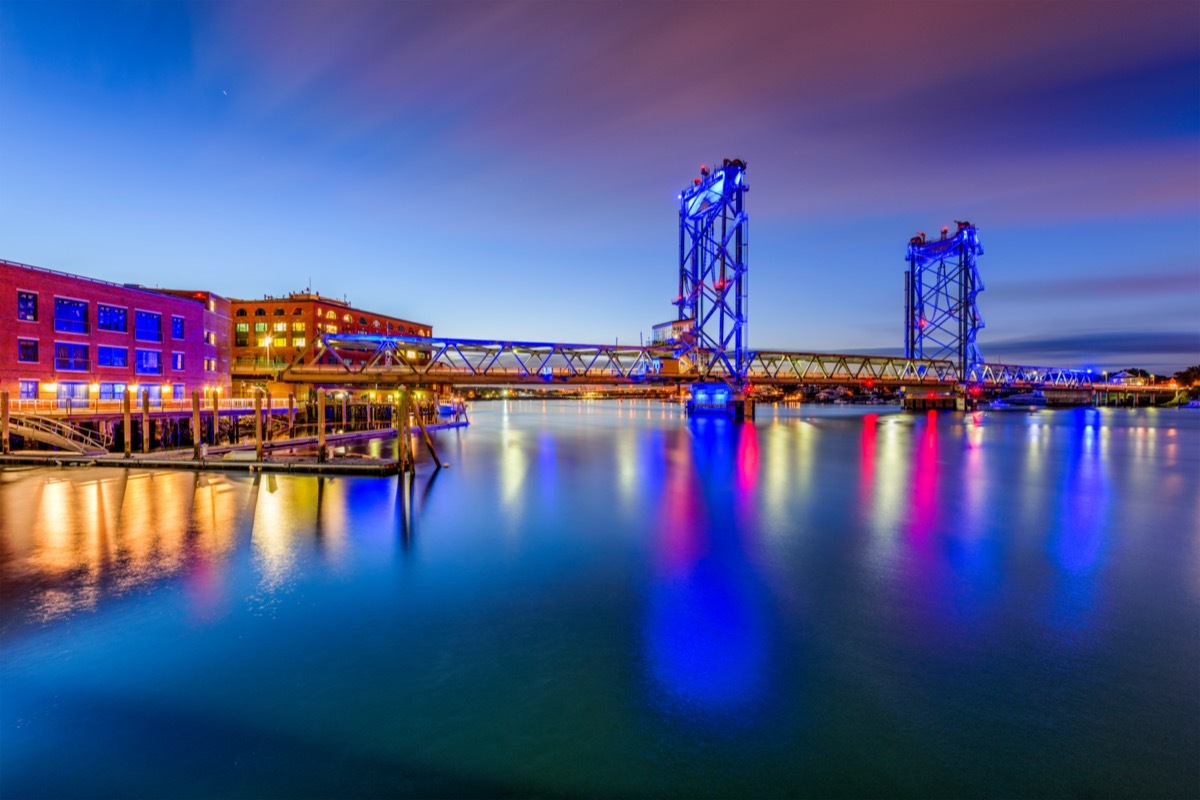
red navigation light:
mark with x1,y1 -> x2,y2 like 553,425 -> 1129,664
919,318 -> 928,328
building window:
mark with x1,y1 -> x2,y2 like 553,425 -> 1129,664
254,308 -> 265,316
97,304 -> 127,332
292,336 -> 306,349
97,345 -> 128,367
326,311 -> 336,320
235,308 -> 247,317
273,321 -> 287,332
172,316 -> 185,339
204,330 -> 217,345
54,298 -> 88,333
292,321 -> 306,332
99,382 -> 127,400
55,342 -> 89,371
343,314 -> 351,323
135,349 -> 162,375
326,324 -> 338,334
173,383 -> 185,398
386,322 -> 394,331
254,322 -> 267,334
273,308 -> 285,316
17,339 -> 38,362
135,311 -> 162,342
292,308 -> 302,315
172,352 -> 185,371
203,357 -> 216,371
235,322 -> 249,347
19,380 -> 39,399
17,291 -> 37,321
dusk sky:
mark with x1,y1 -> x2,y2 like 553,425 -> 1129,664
2,0 -> 1197,373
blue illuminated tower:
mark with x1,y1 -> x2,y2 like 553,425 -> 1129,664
905,222 -> 985,379
674,159 -> 749,381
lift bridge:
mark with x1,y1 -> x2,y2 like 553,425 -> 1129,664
267,160 -> 1091,399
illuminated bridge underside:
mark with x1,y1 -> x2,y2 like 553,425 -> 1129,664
269,334 -> 1090,388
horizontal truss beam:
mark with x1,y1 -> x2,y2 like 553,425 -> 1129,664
250,333 -> 1092,389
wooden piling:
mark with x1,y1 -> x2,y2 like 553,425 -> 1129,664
265,391 -> 273,441
288,393 -> 296,437
317,389 -> 327,463
141,390 -> 151,454
192,390 -> 203,460
254,393 -> 264,461
1,391 -> 9,455
123,389 -> 132,457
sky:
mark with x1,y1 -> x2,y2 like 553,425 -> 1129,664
1,0 -> 1198,374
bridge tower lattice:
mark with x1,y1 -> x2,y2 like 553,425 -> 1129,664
674,159 -> 749,381
905,222 -> 985,380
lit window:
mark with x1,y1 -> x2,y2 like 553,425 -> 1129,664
97,345 -> 128,367
203,357 -> 216,371
17,339 -> 37,362
292,336 -> 306,348
254,322 -> 267,333
135,349 -> 162,375
19,380 -> 39,399
204,331 -> 217,345
98,304 -> 127,332
172,352 -> 185,371
17,291 -> 37,321
326,324 -> 338,334
99,382 -> 126,400
171,316 -> 185,339
292,321 -> 306,332
54,298 -> 88,333
273,321 -> 287,332
326,311 -> 335,320
135,311 -> 162,342
55,343 -> 89,371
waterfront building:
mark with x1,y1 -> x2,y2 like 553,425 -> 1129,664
228,291 -> 431,396
1,259 -> 232,405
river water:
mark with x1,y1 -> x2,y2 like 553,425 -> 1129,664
1,401 -> 1197,798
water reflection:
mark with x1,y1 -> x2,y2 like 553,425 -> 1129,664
1,403 -> 1197,798
645,420 -> 769,716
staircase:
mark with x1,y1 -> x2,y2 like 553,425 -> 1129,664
8,415 -> 110,456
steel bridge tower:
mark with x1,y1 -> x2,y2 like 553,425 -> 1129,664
674,159 -> 749,381
905,221 -> 985,380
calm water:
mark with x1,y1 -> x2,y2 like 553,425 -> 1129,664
1,401 -> 1197,798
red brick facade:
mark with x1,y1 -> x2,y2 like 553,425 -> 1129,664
1,259 -> 232,403
228,292 -> 430,394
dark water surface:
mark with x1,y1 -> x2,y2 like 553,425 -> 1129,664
2,402 -> 1197,798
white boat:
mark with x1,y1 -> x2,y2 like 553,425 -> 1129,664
987,390 -> 1048,411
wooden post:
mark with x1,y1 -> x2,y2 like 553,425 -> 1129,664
141,389 -> 151,454
288,393 -> 296,438
264,391 -> 273,441
254,393 -> 264,461
341,393 -> 348,432
409,393 -> 443,469
1,391 -> 9,455
123,389 -> 132,457
192,390 -> 203,460
317,389 -> 327,463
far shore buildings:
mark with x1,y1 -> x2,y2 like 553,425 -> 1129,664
2,258 -> 431,403
228,291 -> 431,396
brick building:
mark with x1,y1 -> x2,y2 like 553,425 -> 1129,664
1,259 -> 232,405
229,291 -> 431,395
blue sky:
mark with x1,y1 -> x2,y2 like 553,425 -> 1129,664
2,0 -> 1198,372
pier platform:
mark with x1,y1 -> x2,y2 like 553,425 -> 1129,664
0,422 -> 467,476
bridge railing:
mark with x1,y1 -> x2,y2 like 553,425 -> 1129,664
8,398 -> 295,416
